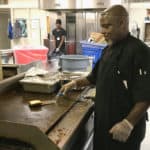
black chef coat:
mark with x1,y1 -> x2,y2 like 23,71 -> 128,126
52,28 -> 66,52
87,33 -> 150,150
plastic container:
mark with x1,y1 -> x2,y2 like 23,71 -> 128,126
59,55 -> 90,71
13,46 -> 48,64
20,72 -> 60,93
80,41 -> 106,67
20,80 -> 59,93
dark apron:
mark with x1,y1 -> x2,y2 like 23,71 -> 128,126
93,45 -> 146,150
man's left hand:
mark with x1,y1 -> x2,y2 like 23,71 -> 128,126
109,119 -> 134,142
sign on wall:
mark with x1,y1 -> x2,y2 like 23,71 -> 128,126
13,19 -> 27,39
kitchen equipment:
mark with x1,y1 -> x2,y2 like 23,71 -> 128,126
0,56 -> 94,150
60,71 -> 89,81
59,55 -> 90,71
81,41 -> 106,67
0,90 -> 94,150
0,61 -> 45,94
0,121 -> 59,150
17,61 -> 43,74
20,72 -> 60,93
13,46 -> 48,65
0,49 -> 14,64
40,0 -> 109,10
0,73 -> 25,94
20,80 -> 59,93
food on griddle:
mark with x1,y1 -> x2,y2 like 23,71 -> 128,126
25,67 -> 48,77
83,88 -> 96,99
21,72 -> 60,85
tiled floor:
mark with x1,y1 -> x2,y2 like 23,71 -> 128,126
141,110 -> 150,150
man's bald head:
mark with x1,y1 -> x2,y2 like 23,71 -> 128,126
102,5 -> 129,17
101,5 -> 129,26
100,5 -> 129,46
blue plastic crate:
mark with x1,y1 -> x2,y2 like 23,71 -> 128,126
81,41 -> 106,67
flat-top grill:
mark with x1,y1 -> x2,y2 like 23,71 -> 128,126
0,88 -> 94,150
0,60 -> 94,150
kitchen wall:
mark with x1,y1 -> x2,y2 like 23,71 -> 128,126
8,0 -> 39,8
126,2 -> 150,40
6,0 -> 50,48
11,8 -> 50,48
3,0 -> 148,48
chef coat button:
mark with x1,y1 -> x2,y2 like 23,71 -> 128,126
144,71 -> 147,75
117,70 -> 120,75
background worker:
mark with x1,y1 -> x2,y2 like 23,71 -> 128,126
52,19 -> 66,55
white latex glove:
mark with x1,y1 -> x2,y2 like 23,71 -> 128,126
56,48 -> 60,52
60,80 -> 76,95
109,119 -> 134,142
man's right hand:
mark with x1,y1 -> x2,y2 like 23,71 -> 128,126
60,80 -> 76,95
56,48 -> 60,52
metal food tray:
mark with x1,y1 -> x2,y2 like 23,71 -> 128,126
20,79 -> 60,93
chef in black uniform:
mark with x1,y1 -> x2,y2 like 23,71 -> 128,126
52,19 -> 66,54
60,5 -> 150,150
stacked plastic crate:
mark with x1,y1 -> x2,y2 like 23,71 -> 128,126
81,41 -> 106,68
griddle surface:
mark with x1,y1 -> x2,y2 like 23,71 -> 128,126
0,89 -> 80,133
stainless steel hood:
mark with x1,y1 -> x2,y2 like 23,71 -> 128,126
40,0 -> 76,10
76,0 -> 110,9
40,0 -> 110,10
